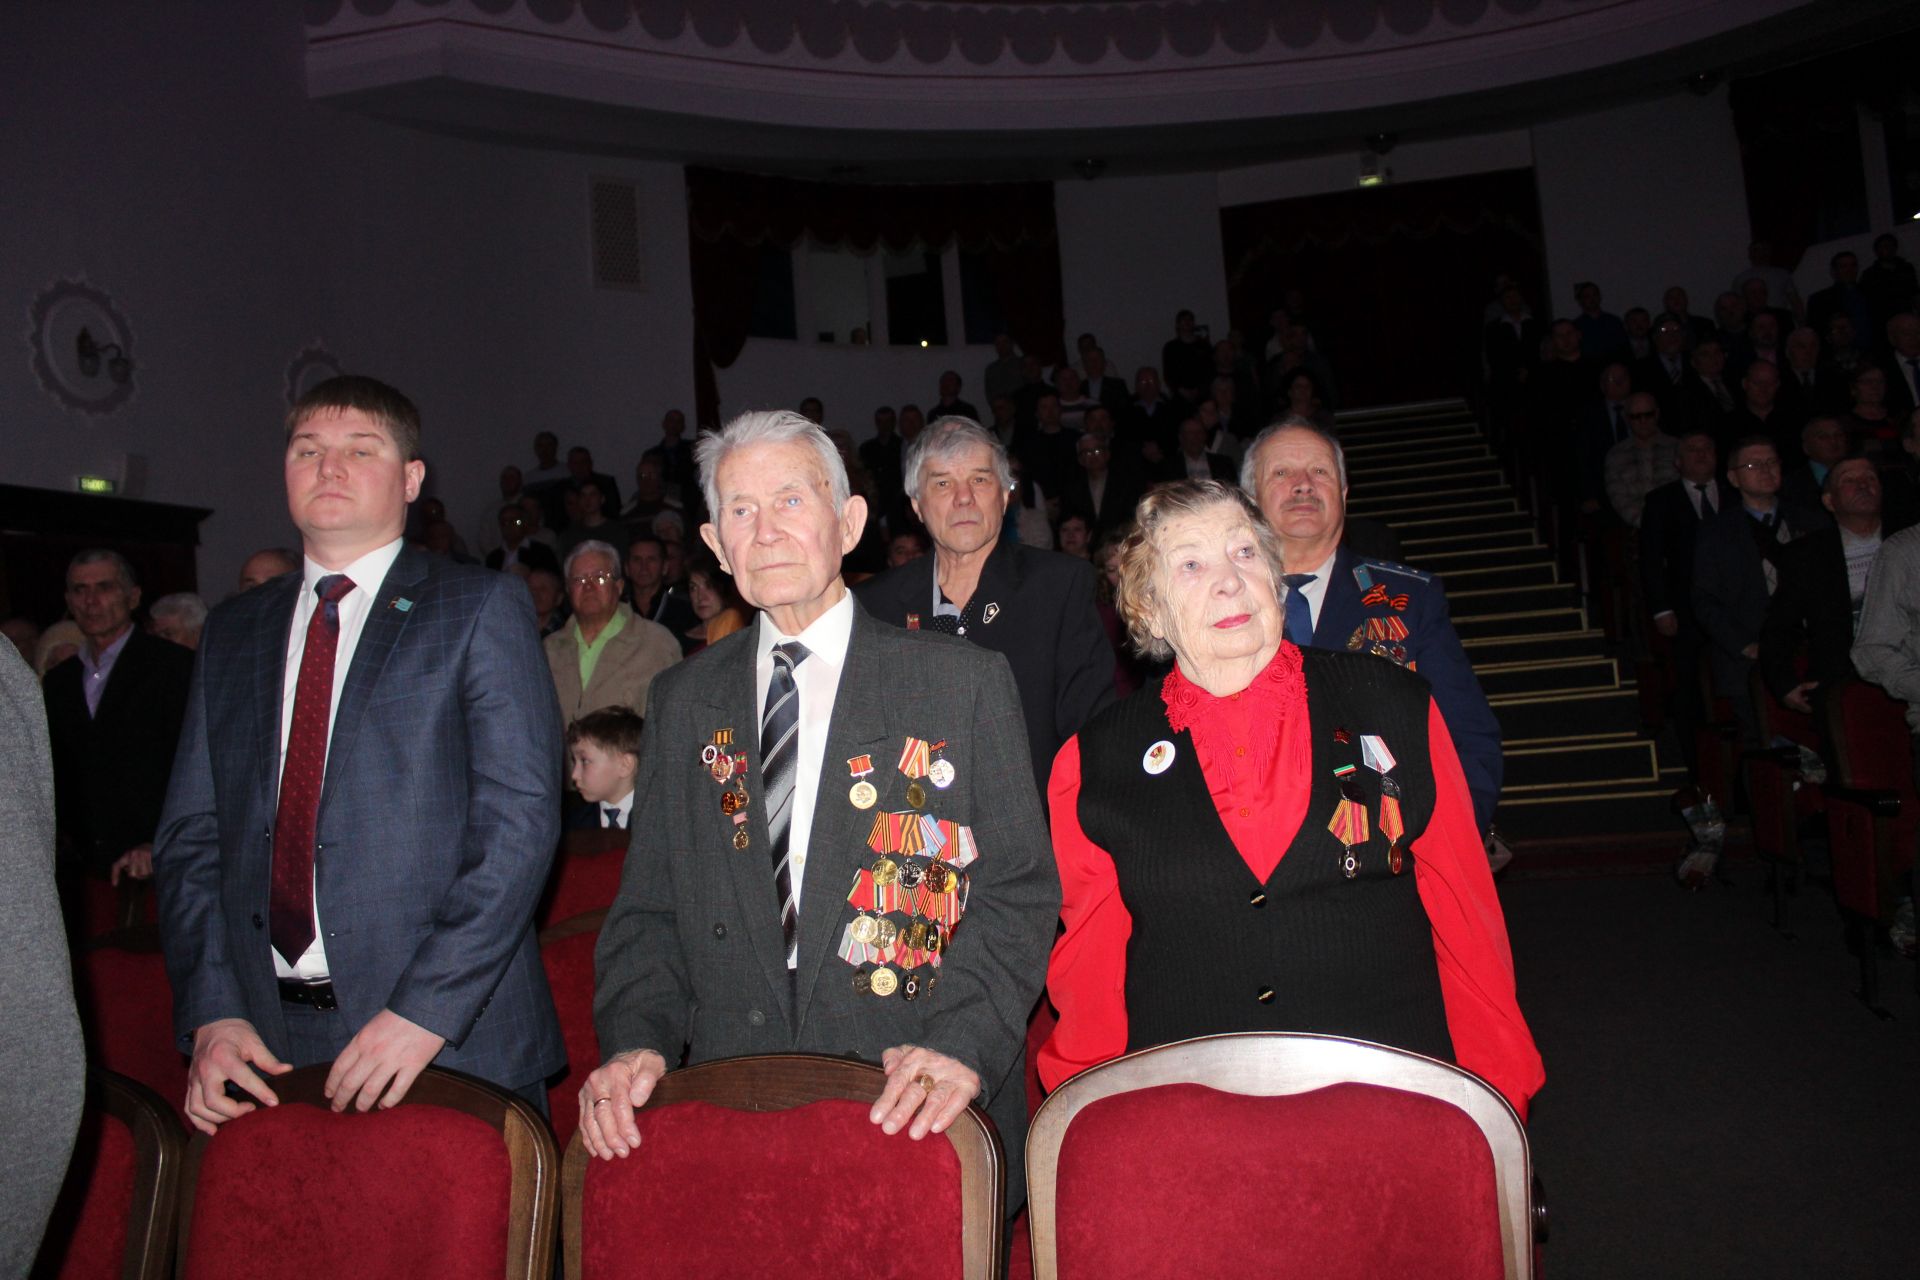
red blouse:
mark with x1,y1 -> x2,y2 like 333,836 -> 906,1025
1039,644 -> 1545,1118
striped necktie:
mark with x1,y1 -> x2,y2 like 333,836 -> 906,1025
761,641 -> 809,968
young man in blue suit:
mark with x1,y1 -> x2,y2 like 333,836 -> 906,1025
154,376 -> 565,1134
1245,419 -> 1505,834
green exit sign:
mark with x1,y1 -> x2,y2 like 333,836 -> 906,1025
76,475 -> 118,495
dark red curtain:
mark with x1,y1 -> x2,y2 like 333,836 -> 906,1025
1219,168 -> 1547,409
687,167 -> 1065,427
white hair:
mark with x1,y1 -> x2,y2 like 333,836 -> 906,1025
1240,417 -> 1348,494
562,540 -> 622,580
696,410 -> 851,519
149,591 -> 208,630
903,415 -> 1014,500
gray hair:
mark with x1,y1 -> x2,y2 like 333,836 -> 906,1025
903,415 -> 1014,500
1240,417 -> 1348,494
695,409 -> 850,520
149,592 -> 208,630
562,540 -> 623,580
67,548 -> 137,590
1112,480 -> 1287,663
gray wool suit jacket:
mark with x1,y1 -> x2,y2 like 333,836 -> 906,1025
595,601 -> 1059,1205
154,546 -> 566,1089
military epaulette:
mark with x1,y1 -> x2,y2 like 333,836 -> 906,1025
1350,559 -> 1433,593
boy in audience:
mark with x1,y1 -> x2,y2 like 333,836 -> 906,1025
566,706 -> 643,832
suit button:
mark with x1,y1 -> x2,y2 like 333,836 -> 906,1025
747,1009 -> 766,1027
1256,986 -> 1275,1004
712,923 -> 727,939
251,913 -> 264,929
1249,891 -> 1266,908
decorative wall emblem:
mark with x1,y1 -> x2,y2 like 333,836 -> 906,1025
28,278 -> 136,415
285,341 -> 344,405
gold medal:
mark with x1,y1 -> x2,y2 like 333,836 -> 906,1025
732,830 -> 750,850
905,781 -> 926,810
1388,840 -> 1404,875
721,790 -> 746,815
849,780 -> 877,809
871,857 -> 898,886
850,914 -> 880,945
873,917 -> 899,948
922,862 -> 952,893
907,921 -> 928,951
851,970 -> 872,994
869,967 -> 898,997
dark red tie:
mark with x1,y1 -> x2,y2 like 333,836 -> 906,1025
270,574 -> 355,965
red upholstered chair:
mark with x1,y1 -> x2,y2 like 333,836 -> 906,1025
36,1068 -> 183,1280
1023,997 -> 1057,1121
1819,679 -> 1920,1012
74,941 -> 188,1125
1026,1033 -> 1535,1280
539,909 -> 606,1150
1742,669 -> 1825,933
79,878 -> 158,940
176,1065 -> 557,1280
562,1054 -> 1005,1279
538,829 -> 628,930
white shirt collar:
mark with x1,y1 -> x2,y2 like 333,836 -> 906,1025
603,789 -> 635,826
302,537 -> 405,603
755,586 -> 856,666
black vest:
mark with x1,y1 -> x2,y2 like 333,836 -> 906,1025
1076,650 -> 1455,1062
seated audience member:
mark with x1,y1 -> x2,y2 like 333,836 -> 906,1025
1127,366 -> 1179,466
1635,317 -> 1691,415
855,416 -> 1115,794
1274,367 -> 1335,432
1210,339 -> 1259,418
1053,366 -> 1096,436
1826,313 -> 1868,377
148,592 -> 208,650
1861,234 -> 1919,335
1007,453 -> 1055,551
34,621 -> 83,678
1079,345 -> 1129,412
1885,312 -> 1920,419
1782,416 -> 1850,511
545,541 -> 681,721
1745,311 -> 1784,371
1727,360 -> 1802,466
1657,285 -> 1717,350
1683,337 -> 1738,445
648,409 -> 700,510
565,706 -> 644,831
413,497 -> 471,557
1761,457 -> 1892,714
1778,326 -> 1838,420
1842,365 -> 1896,456
886,529 -> 929,568
558,480 -> 631,563
897,402 -> 927,446
1164,415 -> 1238,484
625,533 -> 698,646
44,550 -> 194,886
1623,306 -> 1654,362
1265,323 -> 1339,414
236,546 -> 300,593
525,429 -> 568,514
527,568 -> 567,638
1572,280 -> 1629,364
1245,422 -> 1503,832
660,531 -> 687,588
983,332 -> 1025,404
929,369 -> 980,424
1604,393 -> 1679,528
2,616 -> 39,665
984,394 -> 1019,452
1058,512 -> 1093,560
566,445 -> 622,518
1740,276 -> 1797,341
1060,431 -> 1141,540
1807,251 -> 1872,350
682,550 -> 749,654
1877,409 -> 1920,530
1713,291 -> 1751,366
418,519 -> 473,562
487,502 -> 563,576
1849,515 -> 1920,734
1574,362 -> 1637,513
1692,437 -> 1827,740
1732,239 -> 1804,325
1037,480 -> 1542,1116
1639,431 -> 1734,780
622,455 -> 683,527
1162,309 -> 1213,402
475,464 -> 524,557
798,396 -> 825,425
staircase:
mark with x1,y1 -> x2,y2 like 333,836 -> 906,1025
1334,399 -> 1684,840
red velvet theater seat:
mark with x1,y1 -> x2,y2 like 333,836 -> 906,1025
1820,679 -> 1919,1009
75,944 -> 189,1125
177,1066 -> 557,1280
562,1054 -> 1004,1279
539,910 -> 606,1150
36,1069 -> 183,1280
1026,1033 -> 1534,1280
538,830 -> 628,930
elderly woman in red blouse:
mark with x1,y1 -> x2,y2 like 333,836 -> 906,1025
1038,480 -> 1543,1117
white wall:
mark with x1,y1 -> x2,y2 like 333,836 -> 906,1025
1,2 -> 694,593
1532,86 -> 1752,319
1054,173 -> 1231,383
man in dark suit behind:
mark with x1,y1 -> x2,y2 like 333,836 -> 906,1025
1760,456 -> 1899,714
1639,431 -> 1736,779
1159,414 -> 1239,485
44,549 -> 194,887
856,416 -> 1115,792
155,375 -> 565,1135
582,411 -> 1058,1218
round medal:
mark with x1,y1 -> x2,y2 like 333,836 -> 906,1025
902,973 -> 921,1001
849,780 -> 878,809
721,790 -> 745,815
732,830 -> 750,850
907,921 -> 928,951
868,967 -> 898,997
898,861 -> 924,889
1387,841 -> 1405,876
873,917 -> 899,948
871,857 -> 899,886
711,756 -> 735,783
926,925 -> 945,955
851,970 -> 872,994
700,744 -> 720,765
928,759 -> 955,789
922,862 -> 952,893
905,781 -> 927,810
1142,740 -> 1176,776
850,914 -> 880,945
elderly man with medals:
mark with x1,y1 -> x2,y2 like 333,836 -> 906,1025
581,410 -> 1060,1218
1038,480 -> 1542,1118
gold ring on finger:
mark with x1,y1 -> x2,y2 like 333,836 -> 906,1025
914,1073 -> 937,1092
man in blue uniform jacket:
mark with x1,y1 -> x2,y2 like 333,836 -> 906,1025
1245,419 -> 1505,832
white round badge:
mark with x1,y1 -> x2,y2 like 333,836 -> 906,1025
1142,740 -> 1176,775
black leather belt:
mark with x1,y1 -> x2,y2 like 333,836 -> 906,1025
278,979 -> 337,1010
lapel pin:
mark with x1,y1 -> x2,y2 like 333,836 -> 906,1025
1142,740 -> 1175,775
389,597 -> 413,612
982,602 -> 1001,624
906,612 -> 921,631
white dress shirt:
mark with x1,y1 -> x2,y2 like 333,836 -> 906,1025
753,589 -> 854,940
274,537 -> 405,981
600,788 -> 635,829
1291,549 -> 1340,633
